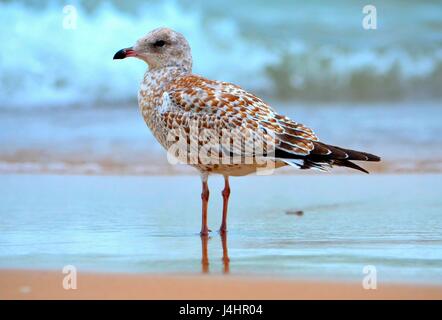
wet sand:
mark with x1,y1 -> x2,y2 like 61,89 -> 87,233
1,173 -> 442,300
1,269 -> 441,300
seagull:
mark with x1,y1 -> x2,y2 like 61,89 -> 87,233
114,28 -> 380,236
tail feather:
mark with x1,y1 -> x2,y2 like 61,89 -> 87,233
334,146 -> 380,162
276,142 -> 380,173
332,159 -> 369,174
311,142 -> 380,162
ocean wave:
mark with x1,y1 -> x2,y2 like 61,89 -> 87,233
0,0 -> 441,108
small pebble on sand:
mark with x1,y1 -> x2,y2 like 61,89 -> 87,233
286,210 -> 304,216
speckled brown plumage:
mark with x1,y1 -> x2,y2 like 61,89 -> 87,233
115,27 -> 380,235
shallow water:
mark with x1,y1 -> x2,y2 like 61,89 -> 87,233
0,174 -> 441,283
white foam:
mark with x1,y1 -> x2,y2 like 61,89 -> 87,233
0,1 -> 441,108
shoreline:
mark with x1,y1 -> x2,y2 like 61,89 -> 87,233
2,103 -> 442,176
1,269 -> 442,300
0,159 -> 441,175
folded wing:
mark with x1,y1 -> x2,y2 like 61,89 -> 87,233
161,74 -> 380,172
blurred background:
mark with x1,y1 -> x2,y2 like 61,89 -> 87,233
1,0 -> 441,174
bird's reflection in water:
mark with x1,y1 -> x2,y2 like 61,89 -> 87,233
201,235 -> 210,273
200,233 -> 230,274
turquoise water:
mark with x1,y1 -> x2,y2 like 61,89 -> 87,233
1,0 -> 441,108
0,174 -> 441,283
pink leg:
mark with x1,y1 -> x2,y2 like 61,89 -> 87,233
219,176 -> 230,234
200,174 -> 210,236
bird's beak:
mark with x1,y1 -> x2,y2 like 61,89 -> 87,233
113,47 -> 137,60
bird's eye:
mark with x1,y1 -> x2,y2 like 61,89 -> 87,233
153,40 -> 166,47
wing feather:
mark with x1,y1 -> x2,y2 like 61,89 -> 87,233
163,75 -> 317,158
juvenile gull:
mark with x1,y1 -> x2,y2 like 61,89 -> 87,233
114,28 -> 380,236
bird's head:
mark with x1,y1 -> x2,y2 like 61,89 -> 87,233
113,27 -> 192,71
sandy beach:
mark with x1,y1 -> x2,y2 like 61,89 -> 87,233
1,269 -> 441,300
1,173 -> 441,300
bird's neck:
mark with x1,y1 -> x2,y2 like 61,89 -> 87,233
138,66 -> 189,114
143,66 -> 189,91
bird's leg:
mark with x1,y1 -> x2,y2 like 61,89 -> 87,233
219,175 -> 230,234
200,173 -> 210,236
